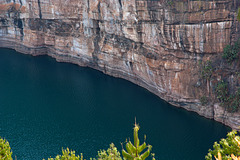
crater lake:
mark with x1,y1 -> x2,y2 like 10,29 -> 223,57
0,48 -> 230,160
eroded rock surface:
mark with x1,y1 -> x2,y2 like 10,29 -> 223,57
0,0 -> 239,128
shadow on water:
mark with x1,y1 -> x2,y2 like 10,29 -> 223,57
0,48 -> 230,160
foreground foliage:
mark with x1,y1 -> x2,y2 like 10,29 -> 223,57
46,148 -> 81,160
0,137 -> 12,160
206,131 -> 240,160
0,121 -> 154,160
96,143 -> 122,160
122,122 -> 153,160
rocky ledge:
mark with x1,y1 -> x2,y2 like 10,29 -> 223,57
0,0 -> 240,129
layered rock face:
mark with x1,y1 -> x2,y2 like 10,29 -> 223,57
0,0 -> 239,128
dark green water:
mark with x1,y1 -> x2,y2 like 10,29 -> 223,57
0,48 -> 230,160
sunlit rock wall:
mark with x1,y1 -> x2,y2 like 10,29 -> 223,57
0,0 -> 239,128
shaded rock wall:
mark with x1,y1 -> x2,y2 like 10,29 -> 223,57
0,0 -> 240,128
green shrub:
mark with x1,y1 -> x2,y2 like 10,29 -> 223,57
215,80 -> 229,104
222,39 -> 240,64
46,148 -> 81,160
205,130 -> 240,160
233,38 -> 240,51
201,60 -> 213,80
222,45 -> 237,64
215,81 -> 240,112
200,96 -> 209,106
167,0 -> 173,6
0,137 -> 12,160
96,143 -> 122,160
228,88 -> 240,112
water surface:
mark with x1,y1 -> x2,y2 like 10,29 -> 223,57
0,48 -> 230,160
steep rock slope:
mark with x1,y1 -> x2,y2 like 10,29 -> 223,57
0,0 -> 239,128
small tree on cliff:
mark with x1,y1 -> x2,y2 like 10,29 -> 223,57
201,60 -> 213,95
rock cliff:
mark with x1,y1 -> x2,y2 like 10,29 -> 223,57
0,0 -> 239,128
